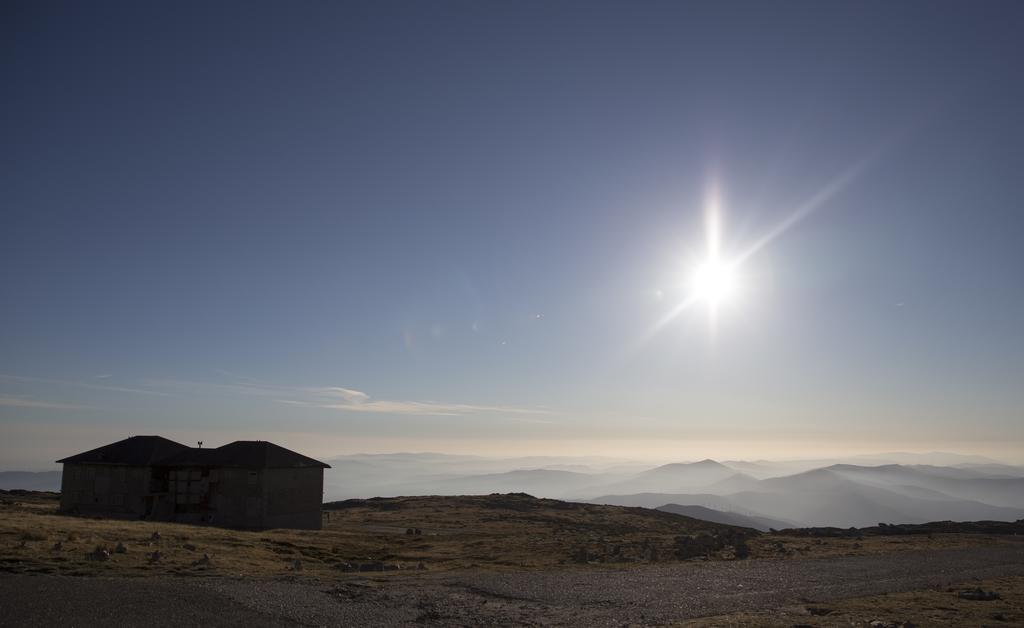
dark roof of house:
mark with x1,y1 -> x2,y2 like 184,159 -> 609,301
155,447 -> 224,467
159,441 -> 331,469
56,435 -> 191,466
57,436 -> 330,469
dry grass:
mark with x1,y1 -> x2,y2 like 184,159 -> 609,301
747,531 -> 1017,561
683,575 -> 1024,626
0,491 -> 753,579
4,492 -> 1021,625
2,491 -> 1015,586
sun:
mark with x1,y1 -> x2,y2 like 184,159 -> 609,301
689,258 -> 738,307
646,185 -> 747,339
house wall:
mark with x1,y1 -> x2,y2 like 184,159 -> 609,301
59,463 -> 151,518
264,467 -> 324,530
59,462 -> 324,530
202,466 -> 267,528
191,467 -> 323,529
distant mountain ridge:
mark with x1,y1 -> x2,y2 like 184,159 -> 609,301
655,503 -> 793,532
0,471 -> 61,491
8,452 -> 1022,529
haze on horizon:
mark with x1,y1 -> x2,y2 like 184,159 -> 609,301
3,2 -> 1023,471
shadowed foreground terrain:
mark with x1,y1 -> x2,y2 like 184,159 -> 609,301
1,491 -> 759,576
2,490 -> 1023,626
3,549 -> 1023,627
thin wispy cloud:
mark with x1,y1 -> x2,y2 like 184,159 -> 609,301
277,395 -> 552,419
0,374 -> 170,397
0,396 -> 83,410
146,376 -> 553,421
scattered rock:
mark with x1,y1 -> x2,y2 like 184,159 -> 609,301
114,542 -> 127,554
734,540 -> 751,559
147,550 -> 162,563
644,543 -> 659,562
150,532 -> 161,542
674,534 -> 718,559
959,588 -> 1001,601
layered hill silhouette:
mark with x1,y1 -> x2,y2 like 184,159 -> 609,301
7,452 -> 1022,529
655,503 -> 792,531
0,471 -> 60,492
318,453 -> 1024,528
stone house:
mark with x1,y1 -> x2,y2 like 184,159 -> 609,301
57,435 -> 330,530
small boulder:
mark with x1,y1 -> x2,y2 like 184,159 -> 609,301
959,588 -> 1000,601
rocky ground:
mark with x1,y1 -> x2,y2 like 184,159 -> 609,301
3,542 -> 1024,626
0,491 -> 760,577
4,491 -> 1024,625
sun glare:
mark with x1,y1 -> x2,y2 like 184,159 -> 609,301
645,185 -> 749,339
689,259 -> 738,307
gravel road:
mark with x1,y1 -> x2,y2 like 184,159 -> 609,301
3,542 -> 1024,626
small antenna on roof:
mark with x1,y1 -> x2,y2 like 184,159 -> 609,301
198,441 -> 203,448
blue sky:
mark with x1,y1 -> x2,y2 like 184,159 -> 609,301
3,1 -> 1023,467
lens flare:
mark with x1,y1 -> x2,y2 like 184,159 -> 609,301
689,259 -> 738,307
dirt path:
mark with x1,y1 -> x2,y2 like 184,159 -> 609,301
4,542 -> 1024,626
